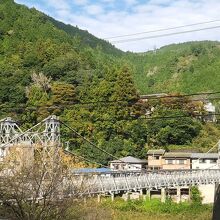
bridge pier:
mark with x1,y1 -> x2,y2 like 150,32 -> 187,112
161,188 -> 166,203
122,192 -> 130,201
97,194 -> 101,203
140,189 -> 143,196
139,189 -> 144,200
146,189 -> 151,200
111,193 -> 114,202
176,186 -> 181,204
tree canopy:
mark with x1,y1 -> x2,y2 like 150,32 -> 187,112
0,0 -> 219,165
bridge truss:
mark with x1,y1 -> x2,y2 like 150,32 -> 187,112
1,115 -> 220,197
76,169 -> 220,195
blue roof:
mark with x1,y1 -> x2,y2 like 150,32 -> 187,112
72,168 -> 111,173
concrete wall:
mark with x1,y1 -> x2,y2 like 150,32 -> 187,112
198,184 -> 215,204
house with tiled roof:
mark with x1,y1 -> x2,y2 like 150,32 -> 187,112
109,156 -> 147,171
147,149 -> 165,170
162,152 -> 191,170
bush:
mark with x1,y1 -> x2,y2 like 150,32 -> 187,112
191,186 -> 203,205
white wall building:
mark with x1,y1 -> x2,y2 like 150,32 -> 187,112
204,102 -> 216,122
191,153 -> 219,169
191,153 -> 219,204
109,156 -> 147,171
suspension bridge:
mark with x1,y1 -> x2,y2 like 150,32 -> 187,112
0,115 -> 220,198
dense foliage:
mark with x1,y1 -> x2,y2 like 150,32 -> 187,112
0,0 -> 147,164
126,41 -> 220,94
0,0 -> 220,165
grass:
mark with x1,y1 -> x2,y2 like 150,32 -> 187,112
69,197 -> 213,220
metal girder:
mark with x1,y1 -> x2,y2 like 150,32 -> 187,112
0,117 -> 22,145
76,170 -> 220,195
1,115 -> 220,198
0,115 -> 61,160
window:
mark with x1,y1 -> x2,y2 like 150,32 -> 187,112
153,156 -> 160,160
142,164 -> 147,169
121,165 -> 125,170
210,159 -> 217,164
179,160 -> 185,165
152,167 -> 160,170
166,159 -> 173,165
199,159 -> 206,163
114,164 -> 119,170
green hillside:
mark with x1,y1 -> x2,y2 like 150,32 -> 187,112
47,16 -> 123,56
128,41 -> 220,94
0,0 -> 146,164
1,0 -> 220,164
0,0 -> 123,107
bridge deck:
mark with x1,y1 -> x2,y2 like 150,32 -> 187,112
71,170 -> 220,195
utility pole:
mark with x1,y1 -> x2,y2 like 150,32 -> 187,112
153,45 -> 157,54
218,140 -> 220,168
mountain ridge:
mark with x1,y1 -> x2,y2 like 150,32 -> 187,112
1,0 -> 220,163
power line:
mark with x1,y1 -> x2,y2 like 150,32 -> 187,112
60,121 -> 121,161
59,118 -> 220,172
1,91 -> 220,111
62,113 -> 220,124
0,99 -> 212,111
111,25 -> 220,44
104,19 -> 220,40
140,91 -> 220,99
172,140 -> 219,170
64,149 -> 109,168
60,120 -> 148,171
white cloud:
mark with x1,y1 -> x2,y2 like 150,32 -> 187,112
123,0 -> 138,6
83,4 -> 104,16
101,0 -> 115,3
15,0 -> 220,52
73,0 -> 88,6
46,0 -> 70,10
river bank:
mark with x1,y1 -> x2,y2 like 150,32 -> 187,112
70,198 -> 213,220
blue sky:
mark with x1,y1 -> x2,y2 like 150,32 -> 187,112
15,0 -> 220,52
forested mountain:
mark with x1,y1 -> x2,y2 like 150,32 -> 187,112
0,0 -> 123,107
47,16 -> 123,56
127,41 -> 220,94
1,0 -> 220,165
0,0 -> 145,164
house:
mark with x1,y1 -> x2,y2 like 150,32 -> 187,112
190,153 -> 219,204
147,149 -> 165,170
109,156 -> 147,171
204,102 -> 216,122
191,153 -> 219,169
162,152 -> 191,170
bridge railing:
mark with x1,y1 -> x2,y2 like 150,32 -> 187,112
70,169 -> 220,195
